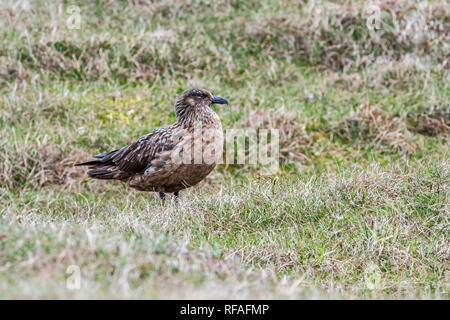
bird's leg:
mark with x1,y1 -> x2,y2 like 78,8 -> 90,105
159,191 -> 165,204
173,191 -> 179,204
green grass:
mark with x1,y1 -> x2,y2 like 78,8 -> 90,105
0,0 -> 448,299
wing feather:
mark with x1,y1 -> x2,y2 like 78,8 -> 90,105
110,128 -> 174,173
77,123 -> 182,180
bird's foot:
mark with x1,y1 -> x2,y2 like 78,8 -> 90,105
159,191 -> 165,205
159,191 -> 179,205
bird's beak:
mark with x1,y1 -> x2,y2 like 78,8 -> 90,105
211,96 -> 229,104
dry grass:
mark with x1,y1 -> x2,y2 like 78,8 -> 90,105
1,163 -> 448,299
0,0 -> 448,84
408,106 -> 450,137
330,103 -> 419,154
242,109 -> 313,162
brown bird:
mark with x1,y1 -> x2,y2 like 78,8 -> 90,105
76,88 -> 228,203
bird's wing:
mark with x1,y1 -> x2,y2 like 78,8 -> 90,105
87,126 -> 177,174
116,128 -> 176,173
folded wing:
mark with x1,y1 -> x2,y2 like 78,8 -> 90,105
76,127 -> 176,180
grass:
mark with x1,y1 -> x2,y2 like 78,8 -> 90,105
0,0 -> 449,299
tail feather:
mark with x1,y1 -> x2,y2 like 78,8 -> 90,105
87,167 -> 131,180
75,160 -> 103,166
76,150 -> 128,180
75,152 -> 112,166
87,168 -> 118,179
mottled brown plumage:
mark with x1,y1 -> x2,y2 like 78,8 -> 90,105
76,88 -> 228,202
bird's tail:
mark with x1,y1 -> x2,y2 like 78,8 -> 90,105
85,167 -> 123,179
75,153 -> 108,166
75,153 -> 128,180
75,160 -> 102,166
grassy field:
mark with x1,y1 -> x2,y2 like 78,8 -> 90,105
0,0 -> 449,299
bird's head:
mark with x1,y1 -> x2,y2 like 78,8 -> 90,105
174,88 -> 228,121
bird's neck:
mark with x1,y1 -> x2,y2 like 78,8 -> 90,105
178,106 -> 220,127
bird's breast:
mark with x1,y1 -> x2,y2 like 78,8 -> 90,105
202,111 -> 223,164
